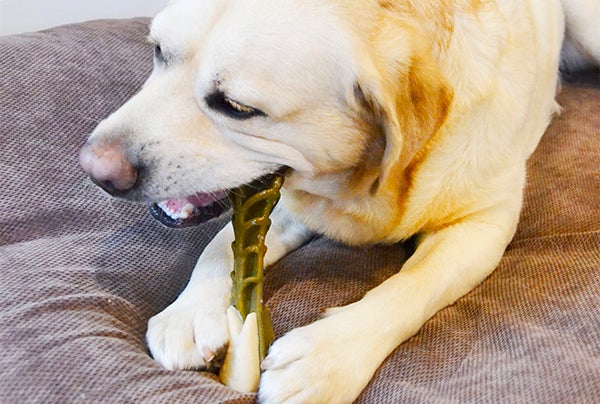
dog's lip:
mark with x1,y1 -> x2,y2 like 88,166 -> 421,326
149,167 -> 289,228
149,191 -> 230,228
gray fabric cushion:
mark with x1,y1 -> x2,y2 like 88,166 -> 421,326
1,18 -> 599,403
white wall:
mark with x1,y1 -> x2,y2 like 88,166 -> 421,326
0,0 -> 167,36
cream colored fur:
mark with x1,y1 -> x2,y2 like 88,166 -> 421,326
86,0 -> 599,402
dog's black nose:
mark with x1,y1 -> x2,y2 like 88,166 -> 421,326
79,141 -> 140,196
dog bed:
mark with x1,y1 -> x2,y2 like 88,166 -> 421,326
1,18 -> 598,403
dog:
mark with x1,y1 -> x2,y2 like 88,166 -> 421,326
79,0 -> 599,402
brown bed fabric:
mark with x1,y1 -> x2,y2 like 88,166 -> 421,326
1,18 -> 599,403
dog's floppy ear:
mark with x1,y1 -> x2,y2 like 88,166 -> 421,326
352,42 -> 453,193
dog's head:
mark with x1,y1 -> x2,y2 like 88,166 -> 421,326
79,0 -> 451,227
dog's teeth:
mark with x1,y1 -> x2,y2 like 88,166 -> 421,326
158,201 -> 196,220
179,202 -> 195,219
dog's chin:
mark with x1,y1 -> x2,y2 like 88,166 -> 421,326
149,191 -> 231,228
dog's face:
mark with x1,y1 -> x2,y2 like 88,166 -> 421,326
80,0 -> 451,227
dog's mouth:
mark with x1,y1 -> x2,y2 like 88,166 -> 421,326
149,191 -> 230,228
149,168 -> 288,228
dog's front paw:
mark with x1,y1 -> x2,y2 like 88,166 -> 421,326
146,283 -> 230,371
259,313 -> 379,404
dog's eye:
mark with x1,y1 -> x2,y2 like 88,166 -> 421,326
205,91 -> 266,120
225,97 -> 254,114
154,44 -> 167,65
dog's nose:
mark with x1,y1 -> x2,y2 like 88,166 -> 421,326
79,142 -> 139,196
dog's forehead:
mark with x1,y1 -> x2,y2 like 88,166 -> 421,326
218,1 -> 359,103
152,0 -> 358,95
150,0 -> 225,48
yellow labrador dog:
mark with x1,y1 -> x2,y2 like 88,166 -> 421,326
80,0 -> 599,402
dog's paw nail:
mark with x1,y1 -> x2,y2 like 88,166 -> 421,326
204,345 -> 228,373
202,347 -> 215,363
260,356 -> 274,370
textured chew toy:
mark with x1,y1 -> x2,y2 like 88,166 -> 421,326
219,173 -> 284,392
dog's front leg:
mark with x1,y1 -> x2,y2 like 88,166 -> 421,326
259,200 -> 521,404
146,203 -> 313,371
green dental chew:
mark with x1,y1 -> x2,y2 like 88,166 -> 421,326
228,173 -> 283,362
